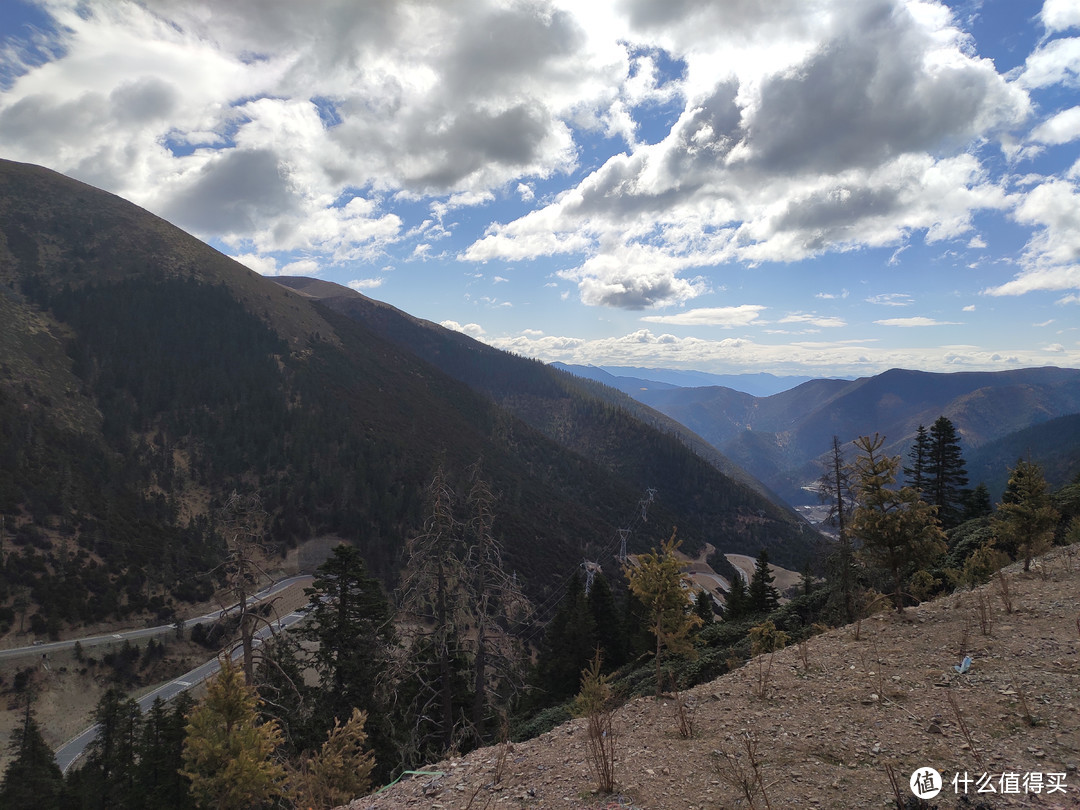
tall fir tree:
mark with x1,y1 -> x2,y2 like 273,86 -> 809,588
587,572 -> 628,668
302,543 -> 396,777
903,425 -> 931,493
850,434 -> 947,611
747,548 -> 780,615
723,573 -> 749,621
0,708 -> 63,810
927,416 -> 969,528
994,459 -> 1059,571
134,695 -> 195,810
70,688 -> 142,810
532,572 -> 596,704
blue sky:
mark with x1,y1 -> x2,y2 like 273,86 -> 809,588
1,0 -> 1078,376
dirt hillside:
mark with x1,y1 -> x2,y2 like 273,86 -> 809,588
342,547 -> 1080,809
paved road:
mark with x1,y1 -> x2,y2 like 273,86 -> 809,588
53,591 -> 315,772
0,575 -> 313,662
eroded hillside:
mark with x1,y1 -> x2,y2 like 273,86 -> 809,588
342,547 -> 1080,809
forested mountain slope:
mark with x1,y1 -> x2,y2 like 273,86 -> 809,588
0,159 -> 814,635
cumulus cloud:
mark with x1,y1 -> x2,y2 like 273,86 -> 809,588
440,320 -> 487,338
984,178 -> 1080,297
348,278 -> 383,290
463,0 -> 1027,307
1040,0 -> 1080,34
1030,105 -> 1080,144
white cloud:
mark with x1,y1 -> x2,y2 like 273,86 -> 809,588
874,316 -> 961,326
640,305 -> 765,326
1029,105 -> 1080,144
963,304 -> 976,311
1016,36 -> 1080,89
463,0 -> 1028,306
984,178 -> 1080,296
348,278 -> 383,290
1040,0 -> 1080,33
866,293 -> 914,306
477,328 -> 1079,375
779,312 -> 847,328
440,320 -> 486,338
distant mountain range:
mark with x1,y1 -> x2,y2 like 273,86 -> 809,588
593,367 -> 1080,504
552,363 -> 823,397
0,159 -> 816,630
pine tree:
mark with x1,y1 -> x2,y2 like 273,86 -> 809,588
532,572 -> 597,705
693,588 -> 715,626
850,434 -> 947,612
624,529 -> 701,697
302,544 -> 395,774
587,572 -> 628,668
0,708 -> 63,810
994,460 -> 1059,572
134,695 -> 195,809
182,656 -> 286,810
903,425 -> 931,493
287,708 -> 375,810
76,688 -> 142,810
747,548 -> 780,615
926,416 -> 969,528
723,573 -> 749,621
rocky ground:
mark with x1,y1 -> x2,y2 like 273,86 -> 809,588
342,547 -> 1080,809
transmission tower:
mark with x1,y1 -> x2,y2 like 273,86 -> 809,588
581,560 -> 602,595
616,528 -> 631,565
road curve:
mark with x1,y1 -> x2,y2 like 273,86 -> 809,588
0,575 -> 313,663
51,576 -> 314,772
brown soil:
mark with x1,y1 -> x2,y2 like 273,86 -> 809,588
342,547 -> 1080,809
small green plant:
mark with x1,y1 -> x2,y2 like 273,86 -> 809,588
573,651 -> 617,794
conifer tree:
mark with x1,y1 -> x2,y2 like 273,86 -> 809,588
850,434 -> 947,612
587,572 -> 627,667
0,708 -> 63,810
903,425 -> 931,493
693,588 -> 715,626
723,573 -> 749,621
624,529 -> 701,697
75,688 -> 142,810
134,694 -> 195,809
303,544 -> 395,772
287,708 -> 375,810
747,548 -> 780,614
182,656 -> 286,810
927,416 -> 969,528
994,459 -> 1059,571
532,572 -> 596,704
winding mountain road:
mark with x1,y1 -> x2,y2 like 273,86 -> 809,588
13,575 -> 315,772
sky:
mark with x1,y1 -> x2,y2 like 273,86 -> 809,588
1,0 -> 1078,378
